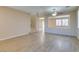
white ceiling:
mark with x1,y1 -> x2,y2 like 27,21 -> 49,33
8,6 -> 78,16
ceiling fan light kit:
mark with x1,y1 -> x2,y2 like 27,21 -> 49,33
52,9 -> 57,16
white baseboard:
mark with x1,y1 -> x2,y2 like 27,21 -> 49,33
0,33 -> 30,41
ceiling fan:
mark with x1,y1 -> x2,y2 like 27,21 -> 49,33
52,9 -> 57,16
51,6 -> 71,16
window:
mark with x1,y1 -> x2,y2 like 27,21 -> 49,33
56,19 -> 62,26
56,18 -> 69,27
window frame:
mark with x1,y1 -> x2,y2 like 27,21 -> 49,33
56,16 -> 70,28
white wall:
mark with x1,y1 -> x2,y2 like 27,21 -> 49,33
78,30 -> 79,39
0,7 -> 31,40
36,17 -> 42,32
77,8 -> 79,39
45,11 -> 77,36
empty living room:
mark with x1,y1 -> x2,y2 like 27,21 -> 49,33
0,6 -> 79,52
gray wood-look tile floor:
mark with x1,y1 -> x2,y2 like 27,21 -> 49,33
0,32 -> 79,52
